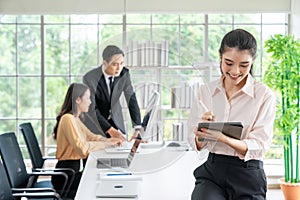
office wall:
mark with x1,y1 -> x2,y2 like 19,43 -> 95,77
0,0 -> 291,14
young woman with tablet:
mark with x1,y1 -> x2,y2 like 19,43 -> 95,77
188,29 -> 276,200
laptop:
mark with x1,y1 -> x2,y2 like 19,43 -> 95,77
97,136 -> 142,168
105,91 -> 161,152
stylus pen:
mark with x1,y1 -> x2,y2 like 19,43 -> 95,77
199,100 -> 209,112
107,173 -> 132,176
199,100 -> 214,121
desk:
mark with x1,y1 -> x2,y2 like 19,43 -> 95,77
75,146 -> 284,200
76,146 -> 204,200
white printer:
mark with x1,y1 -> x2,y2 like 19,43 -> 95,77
95,172 -> 143,198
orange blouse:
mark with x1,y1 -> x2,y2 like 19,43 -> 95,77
56,113 -> 107,160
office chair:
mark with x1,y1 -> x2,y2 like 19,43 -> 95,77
19,122 -> 75,196
0,161 -> 62,200
0,132 -> 69,197
19,122 -> 57,170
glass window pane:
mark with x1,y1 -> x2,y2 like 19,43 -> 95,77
45,77 -> 69,118
180,25 -> 204,65
126,25 -> 151,41
262,13 -> 287,23
0,120 -> 16,134
44,15 -> 70,23
127,14 -> 151,24
152,25 -> 179,66
71,76 -> 83,83
71,25 -> 98,75
152,14 -> 179,24
180,14 -> 204,24
45,119 -> 56,154
234,14 -> 261,23
208,14 -> 233,24
99,14 -> 123,23
45,25 -> 70,75
262,25 -> 287,41
18,25 -> 41,75
18,77 -> 41,118
262,24 -> 287,73
0,15 -> 16,23
99,25 -> 123,52
0,24 -> 16,75
71,15 -> 98,24
0,77 -> 16,117
208,25 -> 232,61
252,61 -> 262,77
17,15 -> 40,23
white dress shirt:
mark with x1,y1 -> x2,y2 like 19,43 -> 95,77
187,75 -> 276,161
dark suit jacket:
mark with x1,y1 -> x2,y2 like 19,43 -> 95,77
83,65 -> 141,136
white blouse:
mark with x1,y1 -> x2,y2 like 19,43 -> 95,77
187,75 -> 276,161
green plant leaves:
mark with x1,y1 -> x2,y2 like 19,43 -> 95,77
264,34 -> 300,183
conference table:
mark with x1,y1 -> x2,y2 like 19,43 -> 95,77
75,142 -> 283,200
75,142 -> 205,200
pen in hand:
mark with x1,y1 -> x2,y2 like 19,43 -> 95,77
199,100 -> 215,121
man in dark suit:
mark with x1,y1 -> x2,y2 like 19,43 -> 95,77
83,45 -> 142,141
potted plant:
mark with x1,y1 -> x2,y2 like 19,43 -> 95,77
264,34 -> 300,200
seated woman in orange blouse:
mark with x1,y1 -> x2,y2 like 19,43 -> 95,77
51,83 -> 122,199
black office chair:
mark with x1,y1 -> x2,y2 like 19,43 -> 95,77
0,132 -> 69,197
19,122 -> 75,197
19,122 -> 56,170
0,160 -> 62,200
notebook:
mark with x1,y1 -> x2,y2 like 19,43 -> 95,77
97,136 -> 141,168
197,122 -> 243,141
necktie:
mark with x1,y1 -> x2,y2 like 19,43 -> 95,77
109,76 -> 114,96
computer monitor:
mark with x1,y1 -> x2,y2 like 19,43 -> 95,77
141,91 -> 160,140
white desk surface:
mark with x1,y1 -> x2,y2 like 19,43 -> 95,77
75,144 -> 284,200
75,144 -> 204,200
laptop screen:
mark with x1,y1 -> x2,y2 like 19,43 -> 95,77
141,91 -> 160,140
127,136 -> 142,162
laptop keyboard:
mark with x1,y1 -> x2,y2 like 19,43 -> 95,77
97,158 -> 128,168
111,158 -> 128,167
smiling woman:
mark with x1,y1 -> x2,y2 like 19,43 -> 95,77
188,29 -> 277,200
51,83 -> 122,198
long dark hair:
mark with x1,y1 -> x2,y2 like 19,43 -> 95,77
218,29 -> 257,75
53,83 -> 89,139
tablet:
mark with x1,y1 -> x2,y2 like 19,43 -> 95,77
198,122 -> 243,141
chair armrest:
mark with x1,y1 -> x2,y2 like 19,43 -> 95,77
12,191 -> 61,199
29,171 -> 68,179
33,167 -> 75,174
29,171 -> 69,193
12,187 -> 56,193
31,168 -> 76,198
